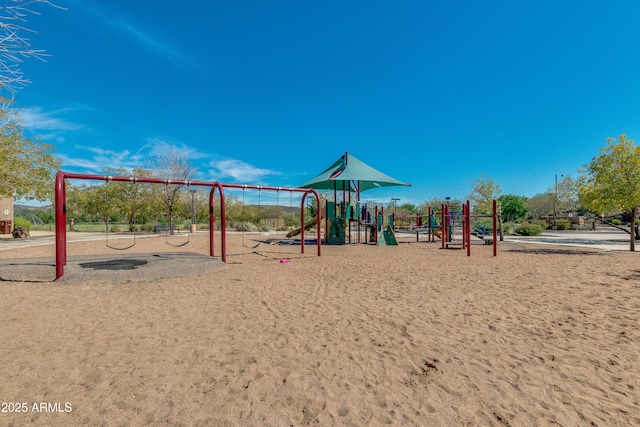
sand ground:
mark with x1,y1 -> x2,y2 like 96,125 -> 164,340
0,232 -> 639,426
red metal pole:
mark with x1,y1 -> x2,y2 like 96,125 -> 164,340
375,205 -> 379,244
441,204 -> 445,249
493,199 -> 498,257
209,183 -> 226,262
300,189 -> 322,256
357,181 -> 361,244
461,202 -> 466,251
300,193 -> 306,254
55,171 -> 66,280
311,189 -> 322,256
464,200 -> 471,256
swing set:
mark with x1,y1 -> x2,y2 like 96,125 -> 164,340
54,171 -> 322,280
222,183 -> 318,249
103,177 -> 191,250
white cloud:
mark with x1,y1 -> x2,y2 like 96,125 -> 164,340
60,147 -> 144,172
71,1 -> 198,72
18,106 -> 82,141
207,159 -> 280,183
140,137 -> 208,160
60,139 -> 209,174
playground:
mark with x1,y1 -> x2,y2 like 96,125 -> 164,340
1,155 -> 639,425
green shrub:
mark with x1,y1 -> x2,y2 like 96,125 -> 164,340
234,221 -> 256,232
534,219 -> 549,230
141,224 -> 154,232
503,222 -> 515,234
555,219 -> 570,230
515,223 -> 544,236
14,216 -> 31,231
611,219 -> 622,225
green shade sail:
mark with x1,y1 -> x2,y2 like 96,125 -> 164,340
299,152 -> 410,192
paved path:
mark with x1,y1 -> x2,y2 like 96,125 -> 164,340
504,226 -> 637,252
0,231 -> 173,251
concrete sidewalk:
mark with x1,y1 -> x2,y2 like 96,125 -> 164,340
504,226 -> 637,252
0,230 -> 163,251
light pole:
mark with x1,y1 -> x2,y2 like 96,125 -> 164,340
554,173 -> 564,227
391,198 -> 400,216
190,189 -> 197,231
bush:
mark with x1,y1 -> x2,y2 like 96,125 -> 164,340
555,219 -> 570,230
515,223 -> 544,236
233,221 -> 256,232
141,223 -> 155,232
611,219 -> 622,225
503,222 -> 515,234
533,219 -> 549,230
14,216 -> 31,231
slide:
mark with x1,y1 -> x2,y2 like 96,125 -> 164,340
286,217 -> 318,238
379,224 -> 398,246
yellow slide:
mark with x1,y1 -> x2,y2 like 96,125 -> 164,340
286,217 -> 318,238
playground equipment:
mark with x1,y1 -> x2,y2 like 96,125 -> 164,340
286,216 -> 318,238
462,199 -> 498,257
54,172 -> 322,280
390,201 -> 498,256
392,208 -> 440,243
299,151 -> 410,246
103,178 -> 137,250
437,200 -> 497,256
221,183 -> 321,249
240,186 -> 260,249
323,198 -> 395,245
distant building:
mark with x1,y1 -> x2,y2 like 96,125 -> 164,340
0,197 -> 13,233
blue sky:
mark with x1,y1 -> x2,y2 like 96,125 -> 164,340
12,1 -> 640,206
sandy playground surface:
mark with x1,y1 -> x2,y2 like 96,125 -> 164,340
0,232 -> 639,426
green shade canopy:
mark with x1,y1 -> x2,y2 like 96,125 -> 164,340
299,152 -> 410,192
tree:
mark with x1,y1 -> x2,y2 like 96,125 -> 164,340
579,134 -> 640,251
1,1 -> 61,99
416,197 -> 463,215
148,150 -> 195,234
468,175 -> 504,240
260,205 -> 282,229
555,175 -> 581,213
526,193 -> 554,220
498,194 -> 528,222
103,167 -> 157,231
66,167 -> 159,231
0,108 -> 60,199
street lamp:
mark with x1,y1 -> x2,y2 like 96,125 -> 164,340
391,198 -> 400,216
554,174 -> 564,227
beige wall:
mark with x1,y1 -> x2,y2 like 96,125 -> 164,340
0,198 -> 14,232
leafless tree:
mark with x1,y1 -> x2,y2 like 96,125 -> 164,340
148,149 -> 195,234
0,0 -> 61,100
